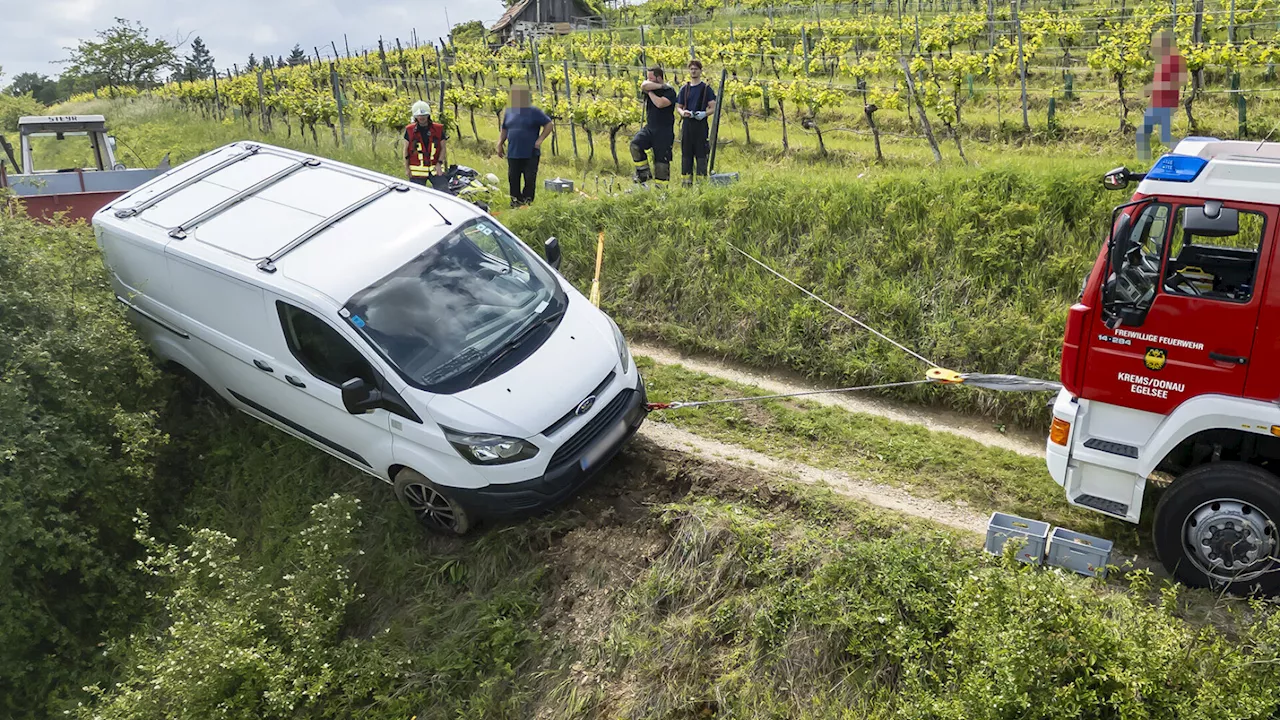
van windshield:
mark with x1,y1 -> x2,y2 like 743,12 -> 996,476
342,217 -> 564,393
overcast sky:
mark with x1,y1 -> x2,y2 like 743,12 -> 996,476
1,0 -> 506,80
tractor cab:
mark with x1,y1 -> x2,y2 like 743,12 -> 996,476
0,115 -> 169,222
1049,138 -> 1280,595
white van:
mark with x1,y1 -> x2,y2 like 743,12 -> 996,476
92,141 -> 646,534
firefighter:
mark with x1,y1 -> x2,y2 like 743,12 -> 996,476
676,59 -> 717,186
403,101 -> 446,186
630,67 -> 677,185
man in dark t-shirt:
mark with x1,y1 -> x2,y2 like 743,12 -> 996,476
629,67 -> 677,185
676,59 -> 717,185
497,85 -> 554,206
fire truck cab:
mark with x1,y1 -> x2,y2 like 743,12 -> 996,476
1049,138 -> 1280,594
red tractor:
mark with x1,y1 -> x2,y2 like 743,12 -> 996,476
0,114 -> 168,223
1049,138 -> 1280,594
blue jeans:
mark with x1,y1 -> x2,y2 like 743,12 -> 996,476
1138,106 -> 1174,160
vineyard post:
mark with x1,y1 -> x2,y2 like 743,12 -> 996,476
256,70 -> 269,133
640,26 -> 647,69
1228,0 -> 1236,44
212,71 -> 222,119
532,40 -> 544,93
708,68 -> 728,174
986,0 -> 995,49
379,38 -> 391,78
269,63 -> 280,93
563,58 -> 579,160
899,56 -> 943,162
330,63 -> 348,147
345,34 -> 351,58
730,20 -> 735,41
435,46 -> 447,117
422,57 -> 433,105
314,47 -> 322,63
689,26 -> 695,60
332,41 -> 341,62
802,25 -> 811,74
1013,0 -> 1029,131
1192,0 -> 1204,91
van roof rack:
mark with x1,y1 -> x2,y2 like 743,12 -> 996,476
114,144 -> 261,219
256,181 -> 411,273
167,156 -> 321,239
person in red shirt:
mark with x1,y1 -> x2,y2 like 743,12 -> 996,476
1139,29 -> 1187,161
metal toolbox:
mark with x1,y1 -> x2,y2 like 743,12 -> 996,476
544,177 -> 574,193
1046,527 -> 1114,578
985,512 -> 1050,565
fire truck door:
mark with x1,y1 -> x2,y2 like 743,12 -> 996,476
1083,200 -> 1271,416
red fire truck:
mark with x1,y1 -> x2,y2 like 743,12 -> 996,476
1049,138 -> 1280,595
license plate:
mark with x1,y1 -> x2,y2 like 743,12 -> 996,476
580,419 -> 628,471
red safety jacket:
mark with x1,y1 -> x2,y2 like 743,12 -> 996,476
405,122 -> 445,176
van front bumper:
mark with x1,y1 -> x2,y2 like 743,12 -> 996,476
452,376 -> 648,518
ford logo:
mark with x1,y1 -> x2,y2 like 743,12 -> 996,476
575,396 -> 596,416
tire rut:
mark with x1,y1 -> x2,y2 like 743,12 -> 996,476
634,341 -> 1046,458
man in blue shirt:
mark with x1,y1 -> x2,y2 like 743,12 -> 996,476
497,85 -> 554,206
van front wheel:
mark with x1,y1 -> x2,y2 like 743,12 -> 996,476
1153,462 -> 1280,596
394,468 -> 472,536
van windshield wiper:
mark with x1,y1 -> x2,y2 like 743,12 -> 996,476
467,308 -> 565,389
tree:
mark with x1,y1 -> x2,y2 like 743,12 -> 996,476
184,36 -> 215,80
287,44 -> 308,66
5,72 -> 60,104
62,18 -> 179,89
246,53 -> 258,72
450,20 -> 487,44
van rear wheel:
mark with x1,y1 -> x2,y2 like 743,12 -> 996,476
394,468 -> 472,536
1153,462 -> 1280,596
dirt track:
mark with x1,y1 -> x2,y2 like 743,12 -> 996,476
632,341 -> 1046,458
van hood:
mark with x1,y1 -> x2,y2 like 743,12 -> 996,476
425,294 -> 620,438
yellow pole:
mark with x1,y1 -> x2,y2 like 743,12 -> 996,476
589,231 -> 604,306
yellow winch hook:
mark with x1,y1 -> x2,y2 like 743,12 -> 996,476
926,367 -> 965,385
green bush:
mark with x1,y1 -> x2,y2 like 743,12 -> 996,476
0,92 -> 42,132
0,213 -> 171,716
615,500 -> 1280,719
505,168 -> 1115,429
76,495 -> 399,720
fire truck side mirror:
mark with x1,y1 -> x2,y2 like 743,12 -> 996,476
1102,167 -> 1131,190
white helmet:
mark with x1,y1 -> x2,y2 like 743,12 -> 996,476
411,100 -> 431,118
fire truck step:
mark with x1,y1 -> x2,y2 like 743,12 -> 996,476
1082,439 -> 1140,459
1073,494 -> 1130,518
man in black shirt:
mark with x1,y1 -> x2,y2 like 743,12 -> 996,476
676,60 -> 717,186
629,66 -> 677,185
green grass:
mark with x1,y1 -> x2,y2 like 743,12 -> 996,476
636,355 -> 1154,552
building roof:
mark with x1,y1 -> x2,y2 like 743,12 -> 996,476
491,0 -> 532,32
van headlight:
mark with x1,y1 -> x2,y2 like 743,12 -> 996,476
443,427 -> 539,465
608,316 -> 632,374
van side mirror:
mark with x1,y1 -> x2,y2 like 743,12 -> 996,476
341,377 -> 384,414
544,236 -> 562,270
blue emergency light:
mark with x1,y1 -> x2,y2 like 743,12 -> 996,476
1145,154 -> 1209,183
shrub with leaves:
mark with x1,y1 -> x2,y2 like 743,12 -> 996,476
0,212 -> 170,716
76,494 -> 393,720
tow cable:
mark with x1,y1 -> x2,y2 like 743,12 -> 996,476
644,242 -> 1062,413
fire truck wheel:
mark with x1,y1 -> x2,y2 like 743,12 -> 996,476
1153,462 -> 1280,596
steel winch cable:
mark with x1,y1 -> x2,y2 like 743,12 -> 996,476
645,241 -> 1061,413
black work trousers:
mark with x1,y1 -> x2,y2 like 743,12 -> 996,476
681,119 -> 710,179
507,151 -> 541,205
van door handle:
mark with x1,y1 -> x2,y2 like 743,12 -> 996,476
286,375 -> 306,388
1209,352 -> 1248,365
253,359 -> 273,372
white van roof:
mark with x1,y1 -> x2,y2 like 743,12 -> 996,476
95,141 -> 484,304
